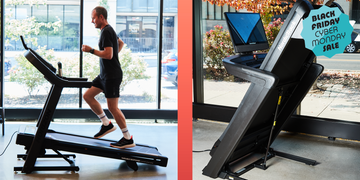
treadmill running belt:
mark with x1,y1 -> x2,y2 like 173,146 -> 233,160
46,132 -> 162,156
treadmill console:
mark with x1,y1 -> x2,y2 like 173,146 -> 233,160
224,53 -> 267,68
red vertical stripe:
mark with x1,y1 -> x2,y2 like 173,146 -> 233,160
178,0 -> 193,179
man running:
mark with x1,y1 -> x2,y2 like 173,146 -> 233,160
82,6 -> 135,149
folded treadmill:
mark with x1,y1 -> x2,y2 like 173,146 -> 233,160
203,0 -> 327,179
14,36 -> 168,174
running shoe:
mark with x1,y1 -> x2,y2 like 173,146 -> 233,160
94,122 -> 116,139
110,136 -> 136,149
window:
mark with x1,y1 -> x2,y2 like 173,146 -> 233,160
148,0 -> 159,12
164,0 -> 177,12
116,0 -> 177,13
5,2 -> 80,108
133,0 -> 148,12
117,0 -> 132,12
63,6 -> 80,51
4,0 -> 177,111
196,1 -> 360,123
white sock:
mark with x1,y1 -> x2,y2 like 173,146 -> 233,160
97,112 -> 110,126
121,127 -> 131,140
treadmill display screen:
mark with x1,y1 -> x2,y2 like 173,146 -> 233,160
225,12 -> 269,53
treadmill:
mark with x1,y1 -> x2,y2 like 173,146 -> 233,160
14,36 -> 168,173
203,0 -> 327,179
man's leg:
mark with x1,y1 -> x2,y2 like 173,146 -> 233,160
83,86 -> 104,115
83,86 -> 116,138
107,98 -> 129,138
108,98 -> 135,149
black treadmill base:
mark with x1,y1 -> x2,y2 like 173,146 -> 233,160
14,166 -> 79,173
17,154 -> 76,160
217,148 -> 318,180
273,150 -> 318,166
126,160 -> 138,171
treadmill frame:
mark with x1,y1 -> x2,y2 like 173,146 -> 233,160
14,36 -> 168,173
203,0 -> 326,179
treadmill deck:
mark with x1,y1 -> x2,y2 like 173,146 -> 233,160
16,130 -> 168,167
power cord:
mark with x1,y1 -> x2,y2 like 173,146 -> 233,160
0,131 -> 18,156
193,149 -> 211,153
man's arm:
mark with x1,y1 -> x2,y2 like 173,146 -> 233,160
82,45 -> 113,60
118,38 -> 124,53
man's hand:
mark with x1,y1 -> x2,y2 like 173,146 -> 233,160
82,44 -> 113,59
82,45 -> 92,52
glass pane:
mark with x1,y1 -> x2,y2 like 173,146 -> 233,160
4,2 -> 80,108
14,5 -> 31,50
199,1 -> 360,124
117,0 -> 132,12
48,5 -> 64,50
202,1 -> 207,20
201,1 -> 249,107
164,0 -> 177,13
6,4 -> 15,20
127,17 -> 142,39
143,16 -> 157,38
222,4 -> 229,20
64,6 -> 80,51
230,6 -> 237,12
148,0 -> 159,13
33,5 -> 47,22
161,15 -> 177,109
215,5 -> 222,20
301,53 -> 360,122
133,0 -> 148,12
16,5 -> 31,20
208,3 -> 214,20
116,16 -> 127,38
33,5 -> 48,48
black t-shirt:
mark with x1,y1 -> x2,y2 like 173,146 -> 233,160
98,24 -> 122,80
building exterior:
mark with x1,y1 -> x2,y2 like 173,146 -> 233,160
6,0 -> 178,53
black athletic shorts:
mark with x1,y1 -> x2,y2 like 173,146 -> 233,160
92,75 -> 122,98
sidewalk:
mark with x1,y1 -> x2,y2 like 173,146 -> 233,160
204,79 -> 360,123
302,83 -> 360,122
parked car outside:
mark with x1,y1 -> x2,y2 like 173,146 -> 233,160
161,49 -> 178,86
4,58 -> 11,76
345,31 -> 360,53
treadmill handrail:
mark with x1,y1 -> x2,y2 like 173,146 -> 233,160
260,0 -> 313,71
20,35 -> 29,50
223,57 -> 279,89
24,45 -> 92,88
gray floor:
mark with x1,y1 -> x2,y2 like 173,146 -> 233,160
193,119 -> 360,180
0,122 -> 177,180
